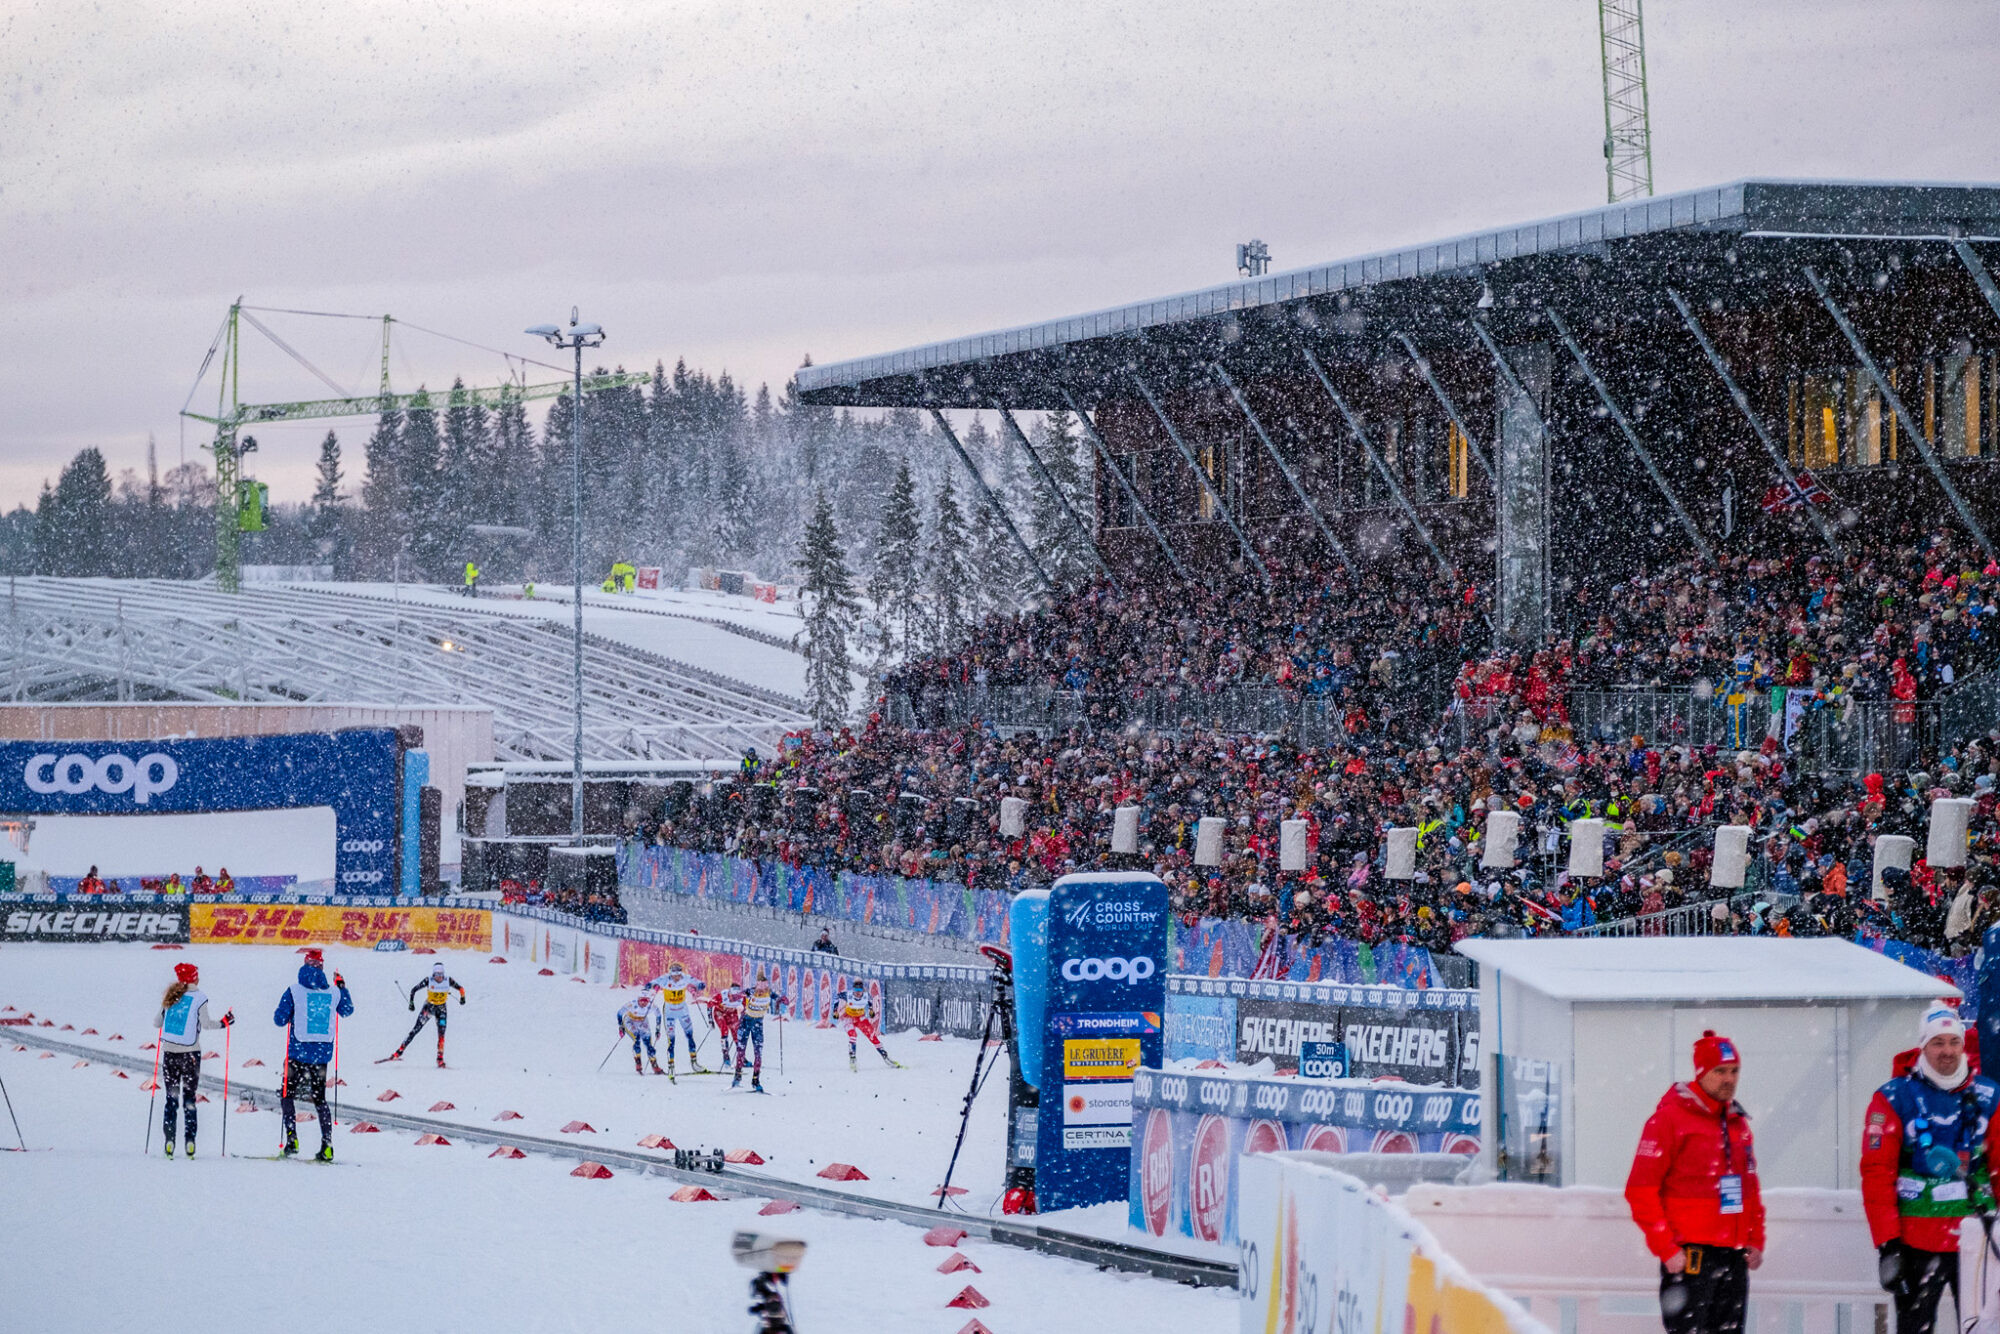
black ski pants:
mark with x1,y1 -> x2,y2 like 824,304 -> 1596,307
162,1051 -> 200,1145
280,1061 -> 332,1146
1884,1242 -> 1958,1334
1658,1244 -> 1749,1334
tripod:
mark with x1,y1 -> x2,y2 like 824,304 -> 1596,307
935,946 -> 1036,1210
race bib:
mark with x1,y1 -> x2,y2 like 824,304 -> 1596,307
1717,1174 -> 1744,1215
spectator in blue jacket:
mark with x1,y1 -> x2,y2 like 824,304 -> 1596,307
272,948 -> 353,1161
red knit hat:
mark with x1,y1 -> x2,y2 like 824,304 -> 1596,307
1693,1029 -> 1739,1077
173,962 -> 198,985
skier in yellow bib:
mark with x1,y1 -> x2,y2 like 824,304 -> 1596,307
388,961 -> 466,1067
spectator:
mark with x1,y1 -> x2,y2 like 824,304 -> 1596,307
811,928 -> 839,956
77,865 -> 108,894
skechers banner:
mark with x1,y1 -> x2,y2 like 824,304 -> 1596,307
0,732 -> 405,893
2,901 -> 190,942
1233,996 -> 1473,1087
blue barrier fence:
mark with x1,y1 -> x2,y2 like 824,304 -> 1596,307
617,843 -> 1450,988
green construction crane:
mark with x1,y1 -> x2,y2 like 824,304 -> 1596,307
182,302 -> 647,592
1597,0 -> 1654,203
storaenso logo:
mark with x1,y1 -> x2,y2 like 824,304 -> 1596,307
1060,956 -> 1156,983
24,752 -> 179,805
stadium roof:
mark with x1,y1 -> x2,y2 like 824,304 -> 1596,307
798,179 -> 2000,407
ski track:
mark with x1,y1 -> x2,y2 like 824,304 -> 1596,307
0,942 -> 1232,1333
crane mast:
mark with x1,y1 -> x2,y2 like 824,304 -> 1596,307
183,301 -> 646,593
1597,0 -> 1654,204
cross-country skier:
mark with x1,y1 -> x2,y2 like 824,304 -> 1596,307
154,962 -> 232,1158
707,979 -> 746,1069
834,983 -> 901,1073
732,971 -> 787,1093
388,962 -> 467,1066
272,948 -> 353,1162
617,991 -> 667,1077
645,962 -> 707,1076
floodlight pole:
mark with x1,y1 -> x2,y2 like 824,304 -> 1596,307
529,312 -> 607,840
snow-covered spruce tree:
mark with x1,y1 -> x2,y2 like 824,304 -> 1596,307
924,475 -> 971,652
794,489 -> 861,731
865,457 -> 923,661
1029,408 -> 1094,588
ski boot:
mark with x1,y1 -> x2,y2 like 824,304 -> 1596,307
689,1057 -> 708,1075
731,1070 -> 743,1088
315,1143 -> 334,1163
849,1050 -> 858,1073
879,1050 -> 903,1069
387,1047 -> 406,1062
649,1057 -> 667,1077
437,1054 -> 447,1069
633,1055 -> 644,1075
185,1137 -> 197,1159
164,1141 -> 175,1159
281,1132 -> 300,1159
751,1075 -> 764,1093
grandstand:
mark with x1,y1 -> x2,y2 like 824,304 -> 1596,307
800,180 -> 2000,646
0,578 -> 808,761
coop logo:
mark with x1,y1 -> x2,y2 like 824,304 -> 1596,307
24,752 -> 180,806
1060,955 -> 1156,983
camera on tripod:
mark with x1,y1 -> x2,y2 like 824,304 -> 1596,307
733,1231 -> 805,1333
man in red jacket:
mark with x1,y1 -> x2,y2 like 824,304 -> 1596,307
1626,1030 -> 1766,1334
1860,1005 -> 2000,1334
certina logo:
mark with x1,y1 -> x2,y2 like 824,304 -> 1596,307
24,752 -> 179,806
1063,898 -> 1162,930
1061,956 -> 1156,983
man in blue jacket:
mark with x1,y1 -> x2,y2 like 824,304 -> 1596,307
273,948 -> 354,1161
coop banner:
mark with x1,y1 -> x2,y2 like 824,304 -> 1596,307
191,903 -> 490,950
2,900 -> 190,943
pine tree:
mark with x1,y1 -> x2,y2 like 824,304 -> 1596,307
924,475 -> 972,652
309,431 -> 345,568
359,406 -> 404,576
866,457 -> 923,661
1030,408 -> 1094,587
439,378 -> 491,563
400,389 -> 447,580
795,490 -> 860,731
43,448 -> 114,576
969,489 -> 1025,622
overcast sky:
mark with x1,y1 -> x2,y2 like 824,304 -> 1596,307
4,0 -> 1996,511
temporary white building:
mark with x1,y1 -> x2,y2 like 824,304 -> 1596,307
1454,937 -> 1957,1191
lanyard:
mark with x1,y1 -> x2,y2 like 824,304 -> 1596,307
1718,1105 -> 1735,1176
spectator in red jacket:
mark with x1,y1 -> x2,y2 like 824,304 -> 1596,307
1626,1030 -> 1765,1334
76,865 -> 108,895
1860,1005 -> 2000,1334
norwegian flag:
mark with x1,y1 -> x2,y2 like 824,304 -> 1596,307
1761,471 -> 1831,513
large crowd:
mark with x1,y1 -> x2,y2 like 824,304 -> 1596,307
651,524 -> 2000,960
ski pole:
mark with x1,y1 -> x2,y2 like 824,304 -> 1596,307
280,1024 -> 292,1153
221,1024 -> 231,1160
144,1023 -> 162,1155
597,1031 -> 624,1073
777,1007 -> 785,1078
332,1014 -> 340,1129
0,1068 -> 25,1151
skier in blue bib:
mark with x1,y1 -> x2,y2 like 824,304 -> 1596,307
154,961 -> 232,1158
272,948 -> 354,1161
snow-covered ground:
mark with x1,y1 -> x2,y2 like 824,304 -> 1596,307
0,941 -> 1232,1332
307,580 -> 810,699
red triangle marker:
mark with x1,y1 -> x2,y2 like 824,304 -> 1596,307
493,1110 -> 524,1121
415,1133 -> 451,1146
559,1120 -> 595,1134
817,1163 -> 868,1181
349,1122 -> 381,1133
669,1185 -> 720,1201
377,1090 -> 401,1102
945,1286 -> 990,1309
570,1162 -> 614,1179
937,1253 -> 982,1274
490,1145 -> 526,1159
725,1148 -> 765,1165
923,1226 -> 968,1247
638,1134 -> 675,1149
757,1200 -> 800,1216
429,1101 -> 456,1112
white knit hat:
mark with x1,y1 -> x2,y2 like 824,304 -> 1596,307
1919,1005 -> 1966,1045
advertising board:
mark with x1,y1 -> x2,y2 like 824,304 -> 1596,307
1234,995 -> 1474,1087
0,732 -> 404,893
2,900 -> 189,943
190,903 -> 490,950
1036,874 -> 1169,1211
